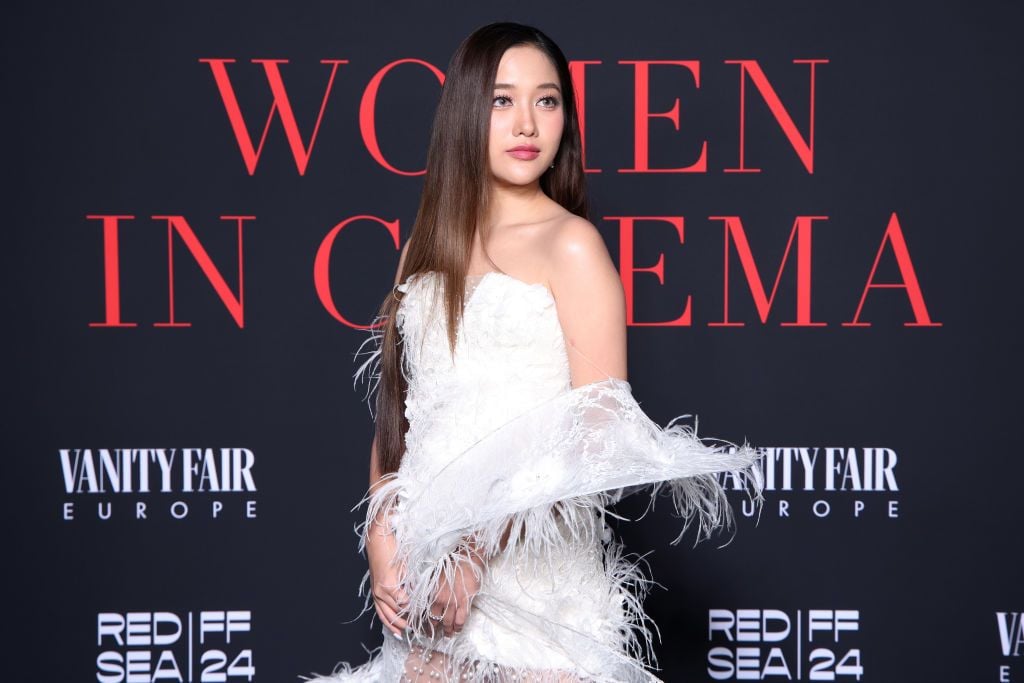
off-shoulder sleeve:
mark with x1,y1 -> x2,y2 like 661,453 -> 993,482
354,377 -> 765,639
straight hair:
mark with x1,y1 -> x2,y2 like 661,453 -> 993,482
366,22 -> 589,474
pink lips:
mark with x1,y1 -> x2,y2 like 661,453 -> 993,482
508,145 -> 540,160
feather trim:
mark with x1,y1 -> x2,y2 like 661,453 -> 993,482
302,378 -> 763,681
351,311 -> 386,420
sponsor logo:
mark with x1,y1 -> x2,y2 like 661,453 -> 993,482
997,611 -> 1023,682
96,610 -> 254,683
60,448 -> 257,521
724,447 -> 900,520
708,608 -> 863,680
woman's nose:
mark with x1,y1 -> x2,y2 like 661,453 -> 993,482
514,104 -> 536,136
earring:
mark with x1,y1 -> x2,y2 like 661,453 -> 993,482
550,162 -> 555,168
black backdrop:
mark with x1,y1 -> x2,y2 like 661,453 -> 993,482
6,1 -> 1022,681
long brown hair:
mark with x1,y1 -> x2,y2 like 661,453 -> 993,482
368,22 -> 589,475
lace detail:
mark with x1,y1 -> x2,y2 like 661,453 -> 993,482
314,270 -> 765,683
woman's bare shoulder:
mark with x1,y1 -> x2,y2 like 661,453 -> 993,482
503,208 -> 615,294
545,214 -> 617,286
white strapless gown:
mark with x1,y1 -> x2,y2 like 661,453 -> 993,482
301,270 -> 764,683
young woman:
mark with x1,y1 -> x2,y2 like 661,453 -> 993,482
303,21 -> 763,683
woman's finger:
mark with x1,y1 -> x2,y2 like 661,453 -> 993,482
376,599 -> 409,632
374,602 -> 402,637
378,602 -> 405,634
453,602 -> 468,633
375,580 -> 410,616
372,588 -> 399,616
386,584 -> 410,611
393,564 -> 410,606
443,592 -> 460,637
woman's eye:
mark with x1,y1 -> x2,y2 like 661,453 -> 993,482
492,94 -> 561,108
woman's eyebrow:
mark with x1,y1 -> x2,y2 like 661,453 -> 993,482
493,82 -> 561,92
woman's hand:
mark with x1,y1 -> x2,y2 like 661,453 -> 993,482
365,516 -> 409,638
427,540 -> 486,638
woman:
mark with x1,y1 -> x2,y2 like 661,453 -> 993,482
303,22 -> 764,682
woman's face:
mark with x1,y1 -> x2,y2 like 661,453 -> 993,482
488,45 -> 565,189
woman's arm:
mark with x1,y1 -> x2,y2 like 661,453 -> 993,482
366,236 -> 412,530
547,217 -> 628,386
366,433 -> 391,533
364,239 -> 412,637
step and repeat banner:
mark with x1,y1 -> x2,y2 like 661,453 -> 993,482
7,1 -> 1020,681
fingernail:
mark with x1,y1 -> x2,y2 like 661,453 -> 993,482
393,631 -> 403,640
